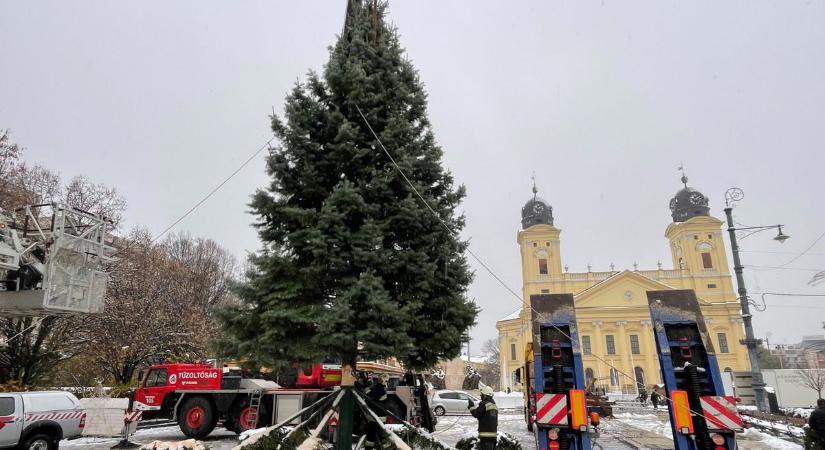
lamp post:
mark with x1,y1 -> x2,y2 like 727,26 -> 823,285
724,187 -> 790,412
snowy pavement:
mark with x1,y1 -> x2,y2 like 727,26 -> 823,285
61,425 -> 240,450
432,412 -> 535,448
611,408 -> 804,450
61,408 -> 804,449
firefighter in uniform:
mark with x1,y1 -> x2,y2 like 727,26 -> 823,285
468,385 -> 498,450
365,373 -> 391,449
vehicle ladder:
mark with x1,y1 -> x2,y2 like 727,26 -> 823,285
247,390 -> 263,426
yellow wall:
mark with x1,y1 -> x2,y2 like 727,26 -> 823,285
497,215 -> 750,392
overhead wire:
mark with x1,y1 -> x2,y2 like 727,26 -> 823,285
110,134 -> 277,263
354,104 -> 730,429
775,230 -> 825,268
744,265 -> 823,272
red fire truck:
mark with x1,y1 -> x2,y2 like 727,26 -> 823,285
131,361 -> 435,439
132,363 -> 338,438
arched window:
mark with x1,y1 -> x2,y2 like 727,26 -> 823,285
724,367 -> 733,373
585,368 -> 595,385
634,367 -> 646,390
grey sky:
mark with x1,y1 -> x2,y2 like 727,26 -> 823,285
2,1 -> 824,353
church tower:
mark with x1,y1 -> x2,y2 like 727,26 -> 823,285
664,174 -> 734,299
517,181 -> 561,299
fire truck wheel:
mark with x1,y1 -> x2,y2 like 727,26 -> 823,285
230,398 -> 268,434
178,396 -> 217,439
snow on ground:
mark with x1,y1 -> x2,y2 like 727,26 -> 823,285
612,412 -> 674,440
432,412 -> 534,448
61,426 -> 239,450
614,409 -> 804,450
782,407 -> 814,419
738,427 -> 803,450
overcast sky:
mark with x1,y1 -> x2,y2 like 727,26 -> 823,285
2,1 -> 824,354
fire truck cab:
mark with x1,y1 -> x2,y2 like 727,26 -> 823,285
132,363 -> 331,439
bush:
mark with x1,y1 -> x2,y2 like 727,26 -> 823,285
240,427 -> 313,450
455,433 -> 522,450
395,426 -> 450,450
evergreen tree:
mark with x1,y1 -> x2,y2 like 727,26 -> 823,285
217,1 -> 477,371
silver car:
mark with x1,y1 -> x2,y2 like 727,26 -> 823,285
0,391 -> 85,450
430,390 -> 479,416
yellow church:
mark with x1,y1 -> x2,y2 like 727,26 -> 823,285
496,175 -> 750,393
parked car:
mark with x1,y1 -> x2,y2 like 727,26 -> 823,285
0,391 -> 85,450
430,390 -> 479,416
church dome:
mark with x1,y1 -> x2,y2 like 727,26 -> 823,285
669,175 -> 710,222
521,196 -> 554,229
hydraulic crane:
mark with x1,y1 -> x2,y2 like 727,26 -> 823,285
647,289 -> 743,450
0,203 -> 113,315
528,293 -> 590,450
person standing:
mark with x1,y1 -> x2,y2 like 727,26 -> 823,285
807,398 -> 825,449
650,390 -> 660,409
468,385 -> 498,450
364,374 -> 390,449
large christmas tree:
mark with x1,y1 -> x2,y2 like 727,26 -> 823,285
218,0 -> 477,372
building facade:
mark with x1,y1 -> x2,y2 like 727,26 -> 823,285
496,176 -> 750,393
773,335 -> 825,369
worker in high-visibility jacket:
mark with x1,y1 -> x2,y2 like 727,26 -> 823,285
468,385 -> 498,449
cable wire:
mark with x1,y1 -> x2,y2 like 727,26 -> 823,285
776,230 -> 825,267
111,135 -> 276,261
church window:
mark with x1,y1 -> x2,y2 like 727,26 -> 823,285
538,259 -> 548,275
532,242 -> 537,247
630,335 -> 640,354
606,335 -> 616,355
708,234 -> 713,239
545,241 -> 550,246
582,336 -> 591,355
694,235 -> 699,240
701,252 -> 713,269
540,289 -> 549,294
707,283 -> 717,289
717,333 -> 729,353
510,343 -> 517,360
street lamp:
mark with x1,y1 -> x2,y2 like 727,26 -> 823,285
724,187 -> 790,413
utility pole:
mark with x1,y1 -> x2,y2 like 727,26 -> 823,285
723,187 -> 790,412
724,206 -> 766,412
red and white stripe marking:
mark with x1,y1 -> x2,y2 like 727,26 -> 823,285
124,410 -> 143,423
26,410 -> 85,421
535,393 -> 568,425
701,396 -> 743,432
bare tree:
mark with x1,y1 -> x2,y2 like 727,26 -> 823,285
64,175 -> 127,228
798,368 -> 825,400
0,130 -> 23,210
162,232 -> 238,315
477,338 -> 501,391
83,229 -> 237,384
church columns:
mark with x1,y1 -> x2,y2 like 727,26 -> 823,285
729,316 -> 749,370
616,320 -> 629,392
640,319 -> 659,385
592,320 -> 605,389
